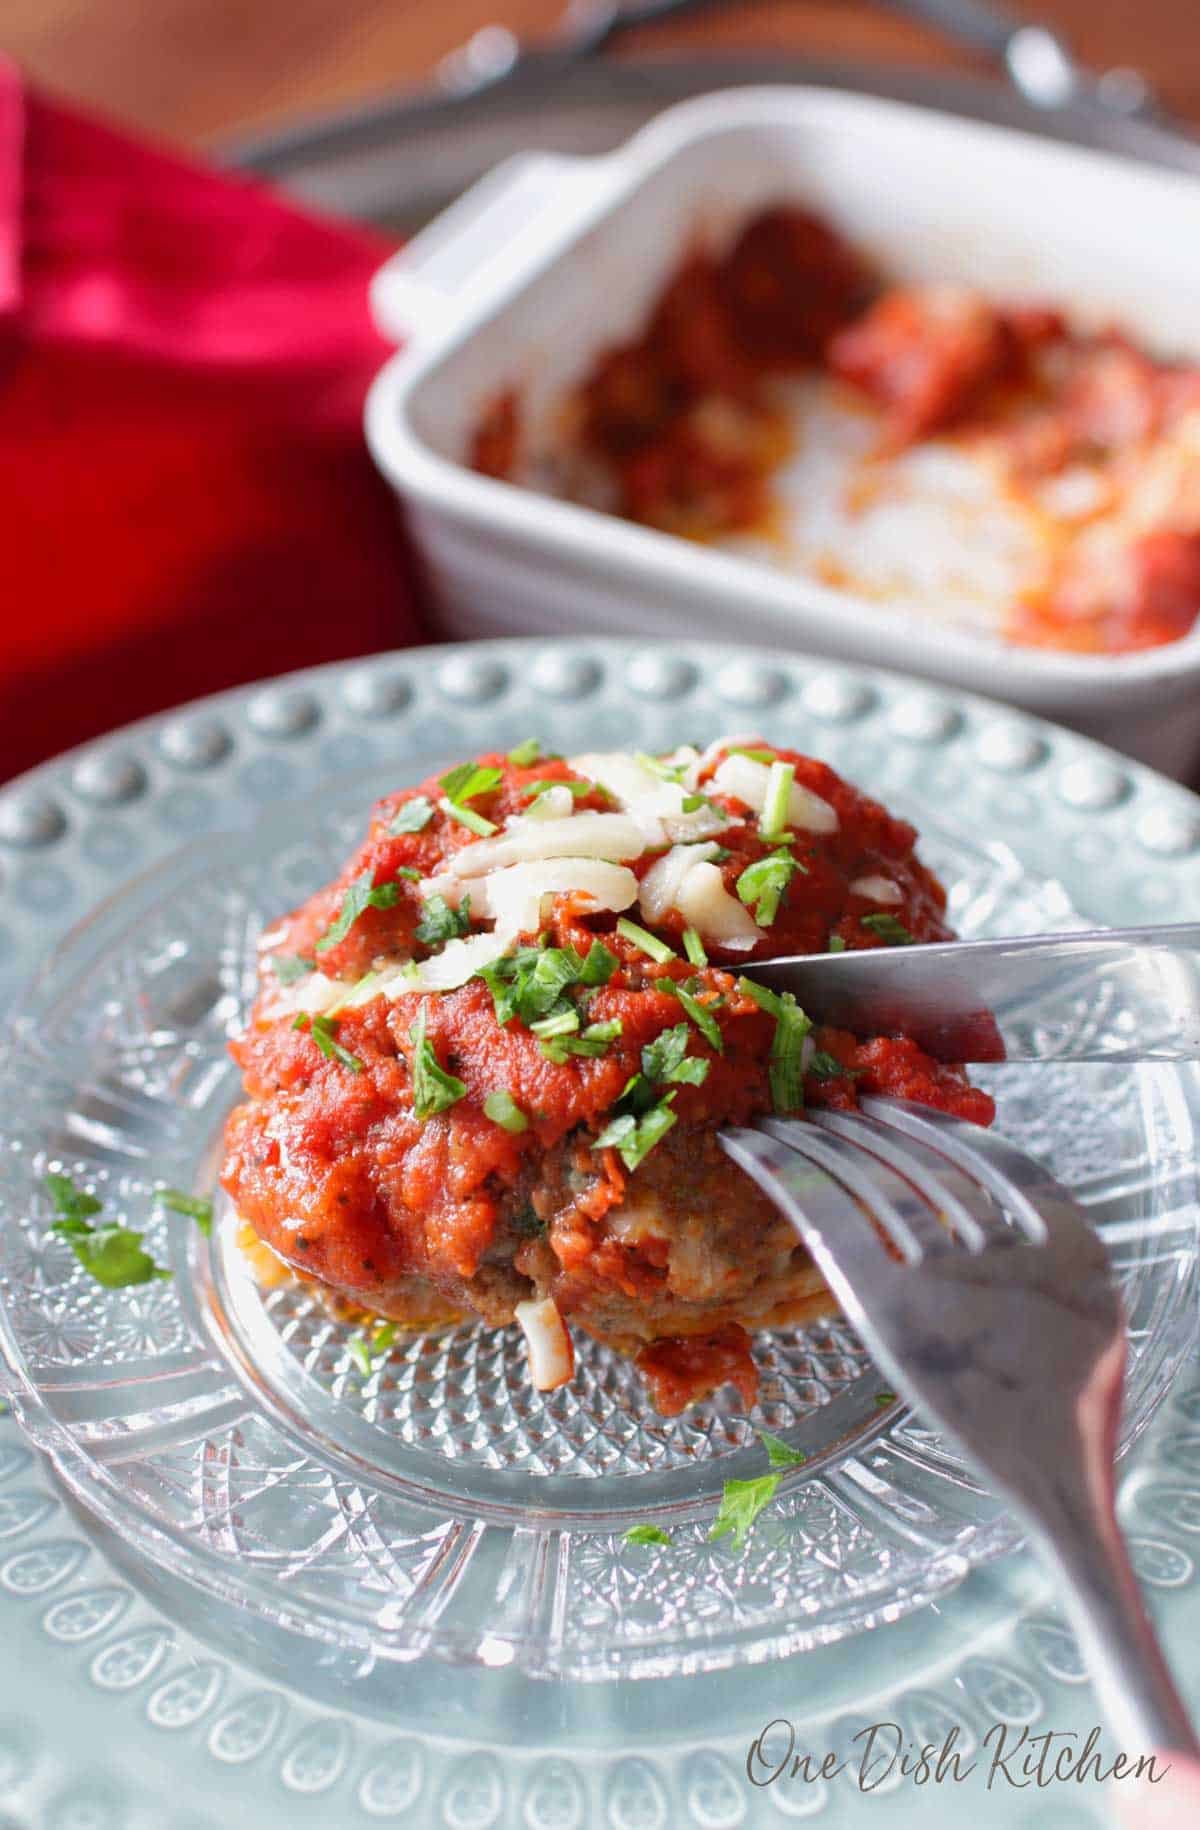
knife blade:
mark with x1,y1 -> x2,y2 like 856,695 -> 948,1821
740,922 -> 1200,1063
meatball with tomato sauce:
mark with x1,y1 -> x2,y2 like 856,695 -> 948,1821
222,738 -> 992,1413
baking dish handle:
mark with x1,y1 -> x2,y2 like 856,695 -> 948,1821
369,150 -> 617,346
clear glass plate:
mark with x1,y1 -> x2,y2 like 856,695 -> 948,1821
0,773 -> 1196,1682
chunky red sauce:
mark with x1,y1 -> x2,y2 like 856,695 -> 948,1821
223,743 -> 993,1412
470,206 -> 1200,655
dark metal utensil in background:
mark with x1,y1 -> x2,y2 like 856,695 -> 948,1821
227,0 -> 1200,228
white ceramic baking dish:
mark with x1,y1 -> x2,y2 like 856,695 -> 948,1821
365,86 -> 1200,777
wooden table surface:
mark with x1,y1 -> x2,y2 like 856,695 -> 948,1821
6,1 -> 1199,151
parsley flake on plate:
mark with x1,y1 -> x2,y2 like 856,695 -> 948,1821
624,1524 -> 673,1548
409,1002 -> 467,1119
157,1187 -> 214,1236
46,1173 -> 171,1289
760,1429 -> 808,1468
708,1474 -> 781,1550
316,868 -> 402,953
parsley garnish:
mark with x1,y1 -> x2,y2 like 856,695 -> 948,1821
388,796 -> 434,835
439,761 -> 503,804
484,1089 -> 529,1133
508,738 -> 548,767
759,760 -> 795,839
539,1017 -> 624,1064
438,798 -> 497,837
294,1012 -> 364,1074
478,943 -> 577,1027
415,893 -> 471,948
347,1334 -> 373,1379
681,927 -> 708,968
346,1322 -> 398,1380
624,1524 -> 673,1548
580,940 -> 618,987
593,1092 -> 678,1170
736,848 -> 802,927
157,1188 -> 214,1236
635,751 -> 687,783
729,746 -> 776,764
642,1023 -> 710,1088
808,1049 -> 854,1082
520,778 -> 593,800
409,1002 -> 467,1118
876,1390 -> 897,1407
709,1475 -> 781,1550
862,914 -> 914,945
615,918 -> 676,964
735,979 -> 812,1112
760,1430 -> 808,1468
316,869 -> 402,953
531,1008 -> 579,1040
828,934 -> 847,953
662,980 -> 723,1052
46,1174 -> 171,1289
272,954 -> 315,985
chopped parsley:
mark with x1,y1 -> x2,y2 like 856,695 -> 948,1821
641,1023 -> 709,1088
735,979 -> 812,1113
519,778 -> 593,800
759,760 -> 795,839
415,893 -> 471,947
662,979 -> 723,1052
409,1002 -> 467,1119
478,943 -> 577,1027
347,1321 -> 398,1379
827,934 -> 847,953
316,868 -> 402,953
728,746 -> 776,764
593,1093 -> 678,1171
530,1008 -> 579,1040
388,796 -> 434,835
735,848 -> 802,927
876,1390 -> 898,1407
681,792 -> 722,818
760,1430 -> 808,1469
294,1012 -> 364,1074
862,913 -> 914,945
681,927 -> 708,968
808,1049 -> 854,1082
157,1187 -> 214,1236
635,751 -> 687,783
271,954 -> 315,985
484,1089 -> 529,1133
539,1017 -> 624,1064
580,940 -> 618,987
46,1173 -> 171,1289
624,1524 -> 673,1548
438,797 -> 497,837
438,761 -> 503,805
709,1474 -> 781,1550
615,917 -> 676,964
508,737 -> 551,767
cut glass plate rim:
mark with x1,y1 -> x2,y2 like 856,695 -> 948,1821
0,724 -> 1197,1681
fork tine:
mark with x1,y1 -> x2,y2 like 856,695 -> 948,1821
718,1125 -> 896,1323
762,1114 -> 945,1265
806,1108 -> 992,1253
859,1097 -> 1093,1250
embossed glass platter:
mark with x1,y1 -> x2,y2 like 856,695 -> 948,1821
0,639 -> 1199,1826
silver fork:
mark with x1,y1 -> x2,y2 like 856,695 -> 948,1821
720,1098 -> 1200,1760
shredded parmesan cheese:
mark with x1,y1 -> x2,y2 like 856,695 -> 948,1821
710,753 -> 839,834
849,875 -> 902,904
515,1296 -> 575,1390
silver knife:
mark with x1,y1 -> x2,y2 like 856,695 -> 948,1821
741,922 -> 1200,1063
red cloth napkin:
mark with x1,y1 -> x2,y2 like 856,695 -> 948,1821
0,61 -> 422,783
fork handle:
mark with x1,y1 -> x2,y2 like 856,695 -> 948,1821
1028,1492 -> 1200,1758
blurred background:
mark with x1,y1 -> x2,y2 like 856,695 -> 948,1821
7,2 -> 1196,153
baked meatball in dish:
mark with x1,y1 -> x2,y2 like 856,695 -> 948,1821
222,736 -> 993,1413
